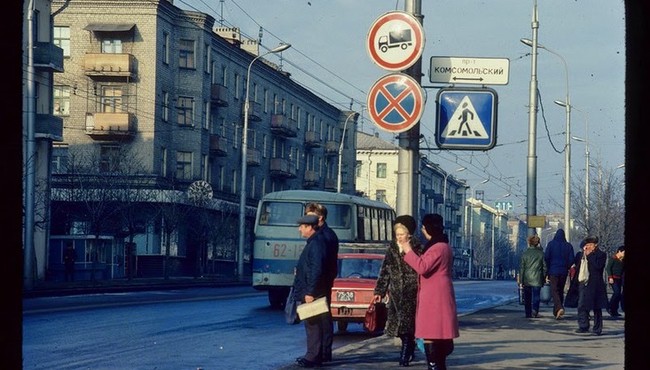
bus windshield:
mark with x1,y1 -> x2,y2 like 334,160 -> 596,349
258,201 -> 352,228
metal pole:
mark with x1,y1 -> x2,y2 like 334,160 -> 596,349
24,0 -> 36,290
584,116 -> 590,229
525,1 -> 539,237
396,0 -> 422,218
238,44 -> 290,281
467,179 -> 488,279
337,112 -> 357,193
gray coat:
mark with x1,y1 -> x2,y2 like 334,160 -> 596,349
374,239 -> 422,337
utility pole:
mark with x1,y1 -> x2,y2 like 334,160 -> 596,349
396,0 -> 423,218
24,0 -> 36,291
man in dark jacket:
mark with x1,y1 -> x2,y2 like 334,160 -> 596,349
305,202 -> 339,363
293,214 -> 330,368
605,245 -> 625,317
575,236 -> 608,335
544,228 -> 575,319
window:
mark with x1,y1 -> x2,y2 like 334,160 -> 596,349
356,160 -> 362,177
101,86 -> 123,113
101,38 -> 122,53
100,145 -> 121,173
161,147 -> 167,177
376,190 -> 387,203
52,145 -> 68,174
203,43 -> 210,73
162,32 -> 169,64
263,89 -> 269,112
221,65 -> 228,86
179,39 -> 195,69
162,91 -> 169,122
176,96 -> 194,126
203,100 -> 210,129
201,154 -> 208,180
176,151 -> 193,180
53,86 -> 70,116
234,73 -> 241,99
376,163 -> 387,178
53,26 -> 70,57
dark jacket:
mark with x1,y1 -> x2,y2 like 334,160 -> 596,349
374,238 -> 423,337
293,232 -> 330,302
318,223 -> 339,287
606,254 -> 624,280
520,245 -> 547,287
575,249 -> 609,310
544,229 -> 575,276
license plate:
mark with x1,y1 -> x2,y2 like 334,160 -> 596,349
336,291 -> 355,302
337,306 -> 353,315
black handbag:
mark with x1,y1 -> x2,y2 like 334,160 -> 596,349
284,287 -> 300,324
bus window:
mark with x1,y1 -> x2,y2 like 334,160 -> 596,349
363,207 -> 371,241
260,201 -> 303,226
323,203 -> 351,228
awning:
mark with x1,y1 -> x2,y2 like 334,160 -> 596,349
84,23 -> 135,32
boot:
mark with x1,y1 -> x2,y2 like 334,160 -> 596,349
424,341 -> 448,370
399,335 -> 411,366
406,335 -> 416,363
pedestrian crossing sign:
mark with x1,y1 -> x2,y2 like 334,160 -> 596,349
435,87 -> 498,150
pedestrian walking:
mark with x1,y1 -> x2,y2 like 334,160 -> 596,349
605,245 -> 625,317
401,214 -> 459,370
519,234 -> 547,318
574,236 -> 608,336
292,215 -> 331,368
373,215 -> 423,367
544,229 -> 575,319
63,243 -> 76,282
305,202 -> 339,363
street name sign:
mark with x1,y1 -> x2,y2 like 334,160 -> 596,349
367,11 -> 425,71
429,56 -> 510,85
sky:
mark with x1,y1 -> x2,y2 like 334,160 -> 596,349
177,0 -> 626,216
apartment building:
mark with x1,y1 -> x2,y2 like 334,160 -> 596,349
46,0 -> 356,282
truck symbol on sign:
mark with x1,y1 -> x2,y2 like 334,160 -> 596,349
378,29 -> 412,52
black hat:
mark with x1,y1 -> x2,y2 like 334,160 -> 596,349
296,215 -> 319,225
422,213 -> 444,235
394,215 -> 416,235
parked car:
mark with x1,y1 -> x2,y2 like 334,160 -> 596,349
330,253 -> 387,332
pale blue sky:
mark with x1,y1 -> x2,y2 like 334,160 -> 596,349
179,0 -> 626,216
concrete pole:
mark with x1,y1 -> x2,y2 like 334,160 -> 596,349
525,0 -> 539,237
24,0 -> 36,291
396,0 -> 422,218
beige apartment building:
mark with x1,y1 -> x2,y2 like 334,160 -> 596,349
44,0 -> 357,282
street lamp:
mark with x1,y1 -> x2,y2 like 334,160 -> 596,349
337,112 -> 358,193
443,167 -> 466,213
491,193 -> 510,280
519,0 -> 540,238
238,43 -> 291,281
467,178 -> 489,279
521,36 -> 571,242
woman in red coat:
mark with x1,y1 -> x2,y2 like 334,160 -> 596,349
402,213 -> 459,370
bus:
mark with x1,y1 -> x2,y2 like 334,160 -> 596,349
252,190 -> 396,308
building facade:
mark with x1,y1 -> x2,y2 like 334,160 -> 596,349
44,0 -> 357,282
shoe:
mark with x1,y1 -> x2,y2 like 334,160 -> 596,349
532,310 -> 539,318
610,311 -> 621,317
296,357 -> 321,368
525,314 -> 532,318
322,353 -> 332,363
555,308 -> 565,320
592,331 -> 602,336
575,328 -> 589,334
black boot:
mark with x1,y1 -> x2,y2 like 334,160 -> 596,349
399,335 -> 411,366
406,335 -> 416,363
424,341 -> 448,370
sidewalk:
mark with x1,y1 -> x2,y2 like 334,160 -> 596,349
280,301 -> 625,369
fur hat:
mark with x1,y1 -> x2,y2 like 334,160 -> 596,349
422,213 -> 444,236
394,215 -> 416,235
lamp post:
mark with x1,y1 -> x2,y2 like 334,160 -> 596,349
571,109 -> 590,231
337,112 -> 358,193
238,43 -> 291,281
442,167 -> 466,214
491,193 -> 510,280
519,0 -> 539,238
467,178 -> 489,279
521,36 -> 571,241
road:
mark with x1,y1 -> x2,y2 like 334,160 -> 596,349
22,280 -> 517,369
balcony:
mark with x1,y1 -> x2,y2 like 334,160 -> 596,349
84,53 -> 137,78
210,84 -> 229,107
269,158 -> 296,178
324,178 -> 337,190
33,42 -> 64,72
304,131 -> 322,148
242,100 -> 262,122
303,170 -> 319,188
422,189 -> 443,204
85,112 -> 136,140
35,114 -> 63,141
325,141 -> 339,156
209,134 -> 228,156
270,114 -> 298,138
247,148 -> 262,167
